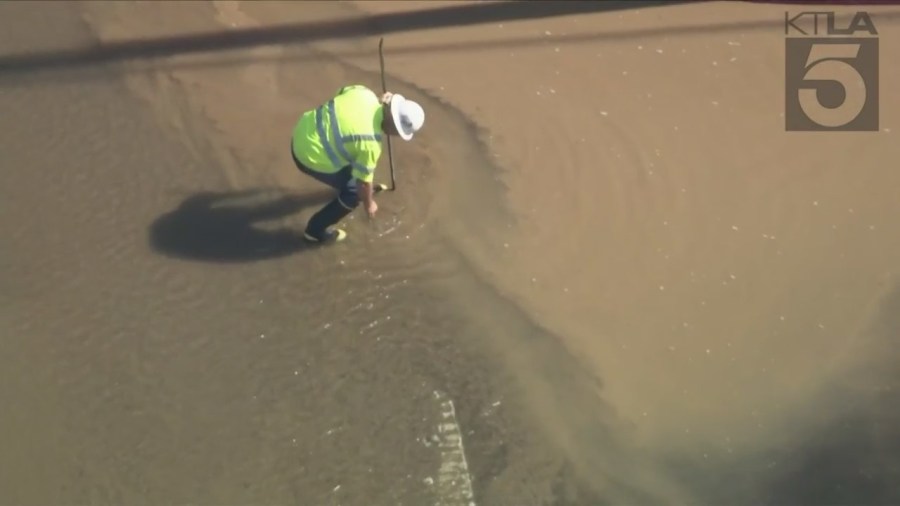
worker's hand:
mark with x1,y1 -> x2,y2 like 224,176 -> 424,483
381,92 -> 394,104
366,199 -> 378,218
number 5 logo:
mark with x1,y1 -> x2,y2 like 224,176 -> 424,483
798,43 -> 867,127
785,36 -> 878,132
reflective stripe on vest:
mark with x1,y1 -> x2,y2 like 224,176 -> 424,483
314,99 -> 383,175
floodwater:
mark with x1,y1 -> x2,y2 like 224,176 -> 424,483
2,1 -> 899,505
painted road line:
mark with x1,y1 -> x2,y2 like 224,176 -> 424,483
433,390 -> 476,506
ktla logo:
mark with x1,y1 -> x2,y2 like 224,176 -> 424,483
784,11 -> 879,131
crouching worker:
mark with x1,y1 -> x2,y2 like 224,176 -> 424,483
290,84 -> 425,243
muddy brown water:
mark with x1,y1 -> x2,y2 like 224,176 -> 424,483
2,2 -> 899,505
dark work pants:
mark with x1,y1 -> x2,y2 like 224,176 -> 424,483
291,143 -> 359,239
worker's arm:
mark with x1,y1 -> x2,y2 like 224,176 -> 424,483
357,179 -> 375,208
350,145 -> 379,216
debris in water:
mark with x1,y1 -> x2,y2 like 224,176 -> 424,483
260,333 -> 265,339
731,225 -> 739,231
333,485 -> 341,492
656,48 -> 664,54
492,401 -> 502,407
424,477 -> 434,486
600,111 -> 609,116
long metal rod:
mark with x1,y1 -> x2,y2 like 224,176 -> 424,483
378,37 -> 396,192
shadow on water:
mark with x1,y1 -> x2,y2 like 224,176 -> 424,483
666,283 -> 900,505
149,188 -> 332,263
756,283 -> 900,506
5,1 -> 898,88
0,1 -> 686,76
761,412 -> 900,506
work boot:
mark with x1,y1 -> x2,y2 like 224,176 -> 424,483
303,228 -> 347,243
305,197 -> 354,243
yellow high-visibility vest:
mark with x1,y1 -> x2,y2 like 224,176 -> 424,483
292,85 -> 384,183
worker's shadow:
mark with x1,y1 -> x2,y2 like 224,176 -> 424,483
149,188 -> 333,263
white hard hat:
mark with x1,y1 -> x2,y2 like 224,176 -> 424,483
389,94 -> 424,141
